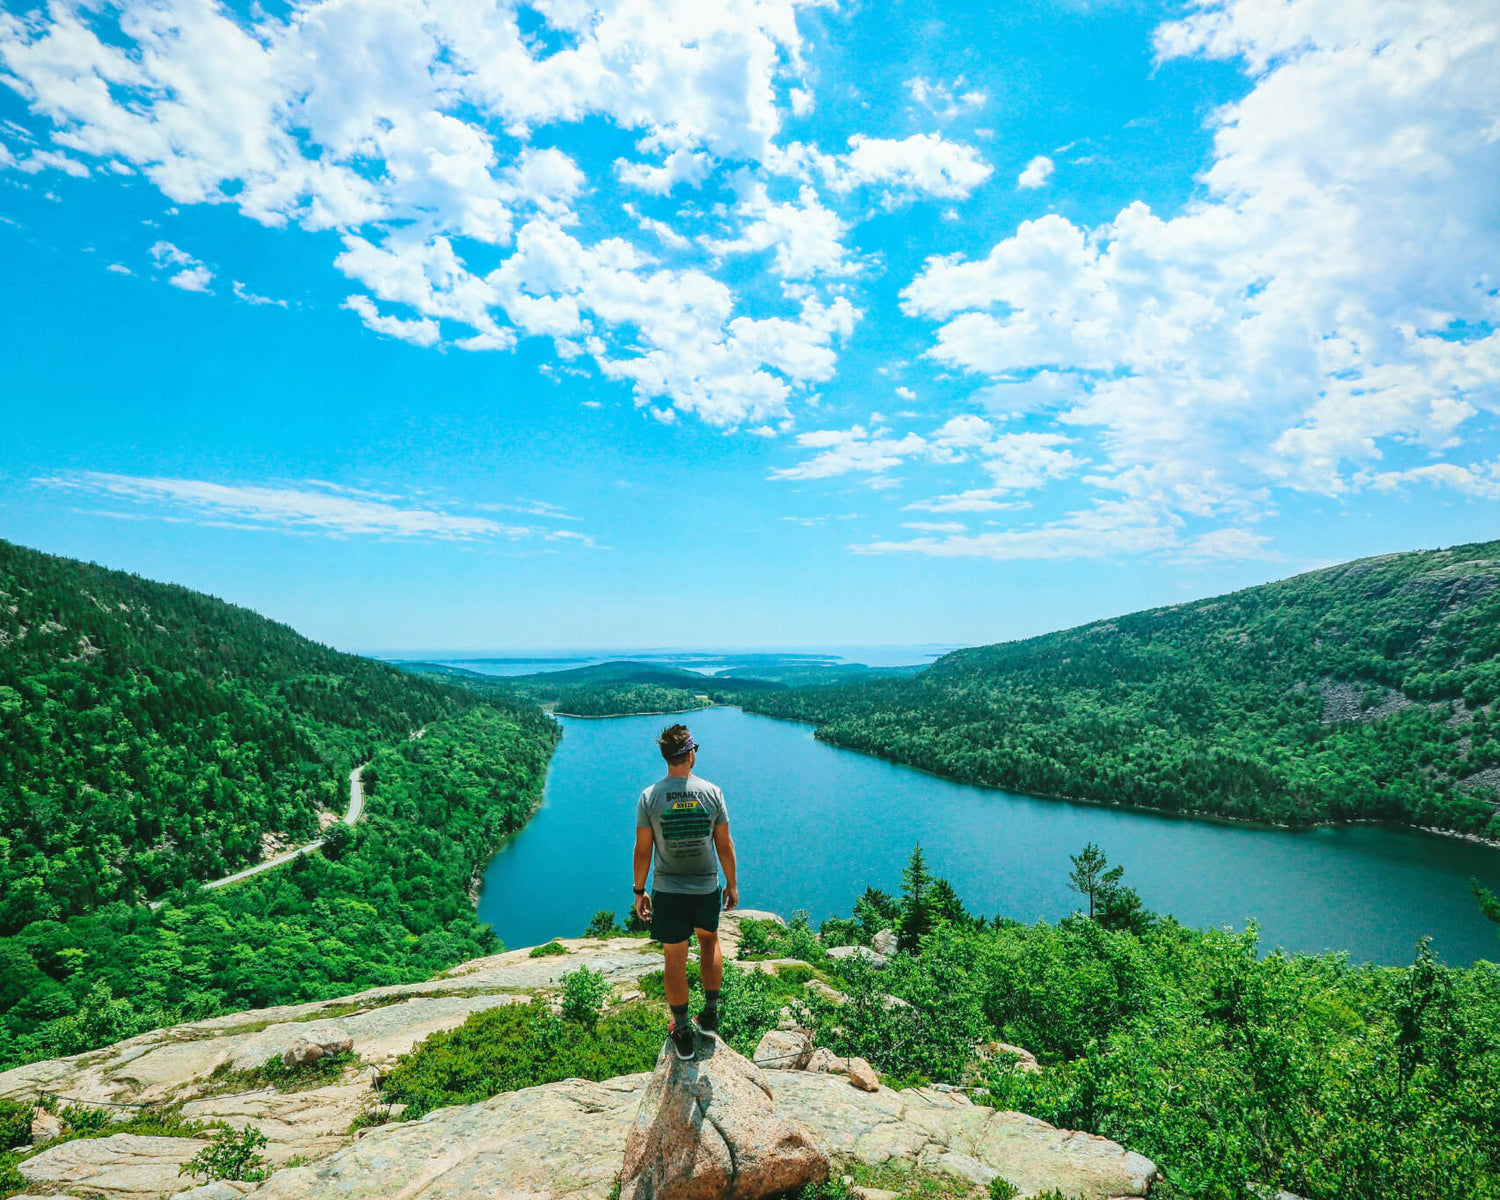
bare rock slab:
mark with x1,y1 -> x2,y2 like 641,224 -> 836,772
621,1038 -> 828,1200
244,1075 -> 646,1200
770,1073 -> 1157,1199
18,1133 -> 209,1199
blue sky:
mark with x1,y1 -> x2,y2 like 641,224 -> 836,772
1,0 -> 1497,652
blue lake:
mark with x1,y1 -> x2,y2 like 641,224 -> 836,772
477,706 -> 1500,966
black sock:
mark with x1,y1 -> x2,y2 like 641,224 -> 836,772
703,988 -> 721,1013
670,1002 -> 689,1029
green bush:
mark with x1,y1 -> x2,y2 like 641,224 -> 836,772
560,967 -> 610,1026
529,941 -> 569,958
379,1000 -> 664,1119
736,918 -> 777,959
180,1124 -> 271,1183
0,1101 -> 31,1152
585,911 -> 621,938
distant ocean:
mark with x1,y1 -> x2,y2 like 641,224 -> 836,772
368,644 -> 965,677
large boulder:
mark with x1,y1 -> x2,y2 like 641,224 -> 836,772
281,1028 -> 352,1067
621,1037 -> 828,1200
871,930 -> 899,957
30,1109 -> 63,1145
753,1029 -> 813,1071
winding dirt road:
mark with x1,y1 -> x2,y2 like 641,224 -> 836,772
148,762 -> 368,908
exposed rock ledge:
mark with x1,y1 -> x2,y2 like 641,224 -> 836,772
244,1069 -> 1152,1200
4,910 -> 1155,1200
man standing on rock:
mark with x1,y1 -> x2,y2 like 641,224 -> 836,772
634,723 -> 739,1060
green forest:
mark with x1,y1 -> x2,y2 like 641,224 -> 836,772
0,540 -> 560,1069
743,541 -> 1500,834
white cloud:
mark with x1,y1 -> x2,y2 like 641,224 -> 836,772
1367,459 -> 1500,500
702,184 -> 854,279
233,280 -> 287,307
894,385 -> 916,401
0,0 -> 878,429
149,240 -> 213,292
771,425 -> 929,481
802,133 -> 993,204
37,473 -> 555,541
1184,527 -> 1273,560
903,488 -> 1026,513
902,520 -> 966,532
167,265 -> 211,292
342,294 -> 441,348
789,88 -> 814,117
105,262 -> 131,275
856,499 -> 1181,560
906,77 -> 987,121
777,415 -> 1082,498
615,148 -> 713,194
1016,154 -> 1054,189
899,0 -> 1500,534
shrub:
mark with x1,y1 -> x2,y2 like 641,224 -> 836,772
179,1123 -> 271,1183
379,1000 -> 664,1118
560,967 -> 610,1027
585,911 -> 620,938
716,963 -> 781,1058
737,918 -> 777,959
0,1100 -> 32,1151
529,941 -> 569,958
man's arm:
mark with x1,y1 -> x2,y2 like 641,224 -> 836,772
633,826 -> 655,922
713,823 -> 738,911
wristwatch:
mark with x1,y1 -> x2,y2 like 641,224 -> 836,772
633,887 -> 646,895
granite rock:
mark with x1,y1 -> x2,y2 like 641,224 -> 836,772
18,1133 -> 209,1199
620,1038 -> 828,1200
753,1029 -> 813,1071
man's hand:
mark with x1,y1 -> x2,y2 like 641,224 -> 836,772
723,884 -> 739,912
635,891 -> 653,923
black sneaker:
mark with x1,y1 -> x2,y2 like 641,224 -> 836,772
695,1008 -> 719,1038
669,1021 -> 697,1061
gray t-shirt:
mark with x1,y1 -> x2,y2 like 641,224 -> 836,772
636,774 -> 729,895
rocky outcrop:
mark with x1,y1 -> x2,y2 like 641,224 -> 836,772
871,930 -> 898,956
1,917 -> 1156,1200
17,1132 -> 208,1198
752,1029 -> 813,1071
773,1072 -> 1157,1198
620,1039 -> 827,1200
29,1108 -> 62,1145
280,1029 -> 352,1067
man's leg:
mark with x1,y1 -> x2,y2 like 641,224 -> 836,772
663,939 -> 691,1008
695,929 -> 722,1035
662,939 -> 697,1059
697,930 -> 722,991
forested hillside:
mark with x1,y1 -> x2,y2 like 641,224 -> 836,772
0,540 -> 561,1069
744,541 -> 1500,834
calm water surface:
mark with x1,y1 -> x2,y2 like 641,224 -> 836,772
478,706 -> 1500,966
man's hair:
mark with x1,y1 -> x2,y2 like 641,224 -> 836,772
658,723 -> 694,763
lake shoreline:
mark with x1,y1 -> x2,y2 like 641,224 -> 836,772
738,705 -> 1492,848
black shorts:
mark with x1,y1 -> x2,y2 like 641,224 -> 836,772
651,888 -> 722,945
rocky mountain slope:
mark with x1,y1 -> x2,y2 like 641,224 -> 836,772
0,914 -> 1155,1200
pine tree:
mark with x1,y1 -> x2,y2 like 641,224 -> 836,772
1068,842 -> 1123,920
898,842 -> 933,953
